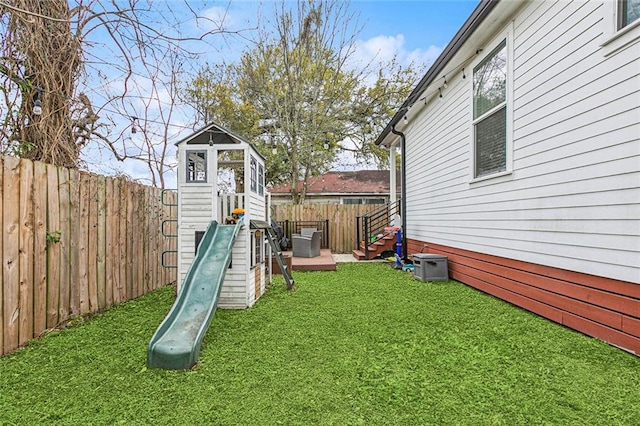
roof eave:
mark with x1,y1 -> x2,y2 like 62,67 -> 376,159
375,0 -> 500,147
174,121 -> 267,161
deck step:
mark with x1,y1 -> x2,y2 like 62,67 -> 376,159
352,249 -> 366,260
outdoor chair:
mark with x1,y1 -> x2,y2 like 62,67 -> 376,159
292,228 -> 322,258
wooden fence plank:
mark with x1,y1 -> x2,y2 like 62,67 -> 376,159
137,185 -> 145,296
149,187 -> 157,290
3,156 -> 21,352
32,161 -> 47,337
126,183 -> 135,299
96,176 -> 107,310
78,173 -> 90,314
118,179 -> 128,302
0,157 -> 3,355
46,163 -> 60,328
105,178 -> 115,307
87,175 -> 98,313
18,159 -> 34,346
68,170 -> 80,316
58,167 -> 71,322
143,186 -> 150,293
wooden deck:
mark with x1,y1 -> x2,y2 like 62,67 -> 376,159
282,249 -> 337,271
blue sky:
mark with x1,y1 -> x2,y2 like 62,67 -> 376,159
204,0 -> 479,69
355,1 -> 478,51
82,0 -> 479,184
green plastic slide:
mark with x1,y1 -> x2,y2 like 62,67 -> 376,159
147,219 -> 242,370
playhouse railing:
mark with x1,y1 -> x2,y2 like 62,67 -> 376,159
218,193 -> 246,223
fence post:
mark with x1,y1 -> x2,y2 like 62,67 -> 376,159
324,219 -> 329,250
363,215 -> 369,259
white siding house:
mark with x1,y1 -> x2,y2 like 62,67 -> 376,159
175,123 -> 269,308
377,0 -> 639,355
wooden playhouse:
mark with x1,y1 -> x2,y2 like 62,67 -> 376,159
174,122 -> 273,308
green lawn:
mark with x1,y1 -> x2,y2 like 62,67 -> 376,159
1,263 -> 638,425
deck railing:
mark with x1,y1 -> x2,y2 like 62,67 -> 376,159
276,219 -> 330,249
356,200 -> 401,259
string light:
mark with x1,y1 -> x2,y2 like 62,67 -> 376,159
130,116 -> 138,134
403,115 -> 408,124
33,99 -> 42,116
401,48 -> 482,113
33,87 -> 43,116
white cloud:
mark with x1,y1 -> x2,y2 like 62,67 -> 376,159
350,33 -> 441,74
200,6 -> 235,31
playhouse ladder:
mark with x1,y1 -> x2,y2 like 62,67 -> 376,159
161,189 -> 178,269
265,226 -> 295,290
250,220 -> 294,289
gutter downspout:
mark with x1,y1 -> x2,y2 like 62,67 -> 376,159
391,124 -> 408,263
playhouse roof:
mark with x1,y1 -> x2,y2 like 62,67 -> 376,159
175,122 -> 266,160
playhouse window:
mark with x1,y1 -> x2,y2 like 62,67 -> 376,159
258,164 -> 264,196
473,39 -> 507,178
250,156 -> 257,193
255,230 -> 263,265
186,151 -> 207,183
619,0 -> 640,29
251,230 -> 263,267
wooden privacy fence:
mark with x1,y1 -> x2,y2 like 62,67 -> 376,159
1,155 -> 177,357
272,203 -> 386,254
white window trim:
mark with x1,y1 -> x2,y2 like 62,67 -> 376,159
469,21 -> 514,183
185,149 -> 208,184
601,0 -> 640,56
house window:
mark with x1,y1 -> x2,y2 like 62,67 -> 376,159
619,0 -> 640,29
341,198 -> 386,205
364,198 -> 386,205
186,150 -> 207,183
250,156 -> 257,193
602,0 -> 640,55
258,164 -> 264,196
342,198 -> 362,205
473,39 -> 507,178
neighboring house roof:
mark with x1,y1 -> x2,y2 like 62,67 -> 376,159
269,170 -> 400,195
375,0 -> 499,147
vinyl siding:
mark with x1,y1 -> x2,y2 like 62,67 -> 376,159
404,0 -> 639,283
218,228 -> 249,308
177,184 -> 214,288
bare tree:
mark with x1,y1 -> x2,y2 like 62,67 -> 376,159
0,0 -> 235,176
184,0 -> 420,203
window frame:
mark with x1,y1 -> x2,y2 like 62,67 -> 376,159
258,164 -> 264,196
469,24 -> 513,183
186,150 -> 207,183
618,0 -> 640,30
250,156 -> 257,193
251,230 -> 264,268
602,0 -> 640,56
